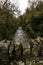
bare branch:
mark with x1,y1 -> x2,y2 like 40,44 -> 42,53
3,0 -> 8,7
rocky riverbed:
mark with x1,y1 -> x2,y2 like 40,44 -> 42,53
0,27 -> 43,65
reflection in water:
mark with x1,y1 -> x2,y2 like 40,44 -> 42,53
14,27 -> 30,48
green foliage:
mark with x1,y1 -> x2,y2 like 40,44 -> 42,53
21,1 -> 43,38
0,1 -> 19,40
31,11 -> 43,37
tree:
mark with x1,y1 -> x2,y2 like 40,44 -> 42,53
21,0 -> 43,38
0,0 -> 19,40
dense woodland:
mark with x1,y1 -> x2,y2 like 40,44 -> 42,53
0,0 -> 43,40
0,0 -> 20,40
0,0 -> 43,65
20,0 -> 43,38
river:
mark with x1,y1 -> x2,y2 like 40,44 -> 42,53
14,27 -> 30,48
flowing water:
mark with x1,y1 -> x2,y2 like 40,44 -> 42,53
0,27 -> 43,65
14,27 -> 30,48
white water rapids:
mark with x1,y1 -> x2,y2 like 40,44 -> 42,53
14,27 -> 30,48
